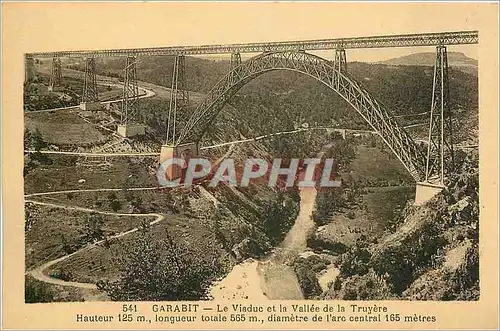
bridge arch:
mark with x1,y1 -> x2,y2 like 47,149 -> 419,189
177,51 -> 424,182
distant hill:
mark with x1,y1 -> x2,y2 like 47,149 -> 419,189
378,52 -> 477,76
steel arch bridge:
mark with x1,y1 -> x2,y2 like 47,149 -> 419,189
177,51 -> 425,182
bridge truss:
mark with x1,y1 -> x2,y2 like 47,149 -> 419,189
177,51 -> 426,182
24,30 -> 478,185
27,30 -> 477,58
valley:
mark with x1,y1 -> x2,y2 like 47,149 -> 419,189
24,50 -> 479,303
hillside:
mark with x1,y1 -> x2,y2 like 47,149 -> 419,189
323,149 -> 479,300
61,53 -> 478,145
378,51 -> 478,76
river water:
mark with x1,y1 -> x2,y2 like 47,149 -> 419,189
209,187 -> 340,300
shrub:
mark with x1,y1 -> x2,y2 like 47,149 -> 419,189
292,256 -> 330,299
25,276 -> 55,303
332,269 -> 397,300
98,228 -> 222,301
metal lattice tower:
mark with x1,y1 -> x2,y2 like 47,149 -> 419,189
82,56 -> 99,103
424,46 -> 454,185
25,56 -> 35,83
333,48 -> 347,72
332,49 -> 347,89
166,55 -> 189,145
49,57 -> 62,91
230,52 -> 242,69
121,56 -> 140,124
230,52 -> 242,81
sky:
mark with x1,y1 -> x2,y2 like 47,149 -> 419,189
7,2 -> 483,61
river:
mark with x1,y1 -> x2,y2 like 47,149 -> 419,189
209,187 -> 340,300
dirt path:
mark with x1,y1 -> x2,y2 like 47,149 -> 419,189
25,186 -> 163,198
24,150 -> 160,157
26,199 -> 165,289
24,143 -> 238,289
28,69 -> 157,113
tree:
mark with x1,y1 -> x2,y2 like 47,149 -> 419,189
314,188 -> 345,225
60,234 -> 74,254
30,129 -> 48,151
108,193 -> 122,212
25,276 -> 55,303
82,213 -> 104,243
262,191 -> 298,244
98,228 -> 221,301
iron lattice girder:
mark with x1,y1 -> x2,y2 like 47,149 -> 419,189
50,57 -> 62,88
166,55 -> 189,145
82,57 -> 99,103
177,51 -> 425,182
29,30 -> 478,58
121,56 -> 140,124
425,46 -> 454,184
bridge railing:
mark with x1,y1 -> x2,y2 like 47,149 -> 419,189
26,31 -> 478,58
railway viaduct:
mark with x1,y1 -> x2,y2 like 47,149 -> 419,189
25,31 -> 479,204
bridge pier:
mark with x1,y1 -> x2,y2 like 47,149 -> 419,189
414,181 -> 444,205
48,56 -> 62,92
80,56 -> 101,110
117,124 -> 145,138
424,46 -> 454,184
165,55 -> 189,146
25,55 -> 36,83
116,56 -> 144,137
230,52 -> 242,69
159,142 -> 199,180
79,101 -> 102,111
333,49 -> 347,72
120,57 -> 139,123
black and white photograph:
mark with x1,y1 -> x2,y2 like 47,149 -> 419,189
23,30 -> 480,303
3,2 -> 498,330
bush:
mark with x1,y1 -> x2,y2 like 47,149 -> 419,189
339,236 -> 371,278
444,243 -> 479,300
82,213 -> 104,243
371,220 -> 447,294
25,276 -> 55,303
98,228 -> 222,301
292,256 -> 330,299
330,269 -> 397,300
262,191 -> 299,244
50,268 -> 73,281
313,187 -> 345,225
110,199 -> 122,212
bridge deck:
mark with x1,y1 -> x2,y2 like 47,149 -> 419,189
28,30 -> 478,58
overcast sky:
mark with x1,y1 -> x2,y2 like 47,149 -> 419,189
16,3 -> 481,62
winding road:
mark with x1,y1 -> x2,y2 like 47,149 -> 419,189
24,126 -> 375,158
26,199 -> 165,289
25,71 -> 166,290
